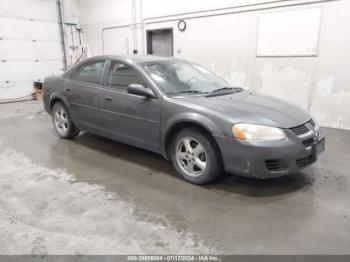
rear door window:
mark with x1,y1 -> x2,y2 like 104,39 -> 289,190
70,60 -> 105,85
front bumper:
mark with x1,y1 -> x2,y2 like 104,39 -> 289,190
214,129 -> 325,179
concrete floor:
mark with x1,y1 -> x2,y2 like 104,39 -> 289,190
0,101 -> 349,255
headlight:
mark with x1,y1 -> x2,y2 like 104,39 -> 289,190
232,123 -> 286,140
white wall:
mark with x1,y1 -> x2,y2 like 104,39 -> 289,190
78,0 -> 350,130
0,0 -> 64,99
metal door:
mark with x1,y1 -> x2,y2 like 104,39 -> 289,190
147,29 -> 173,57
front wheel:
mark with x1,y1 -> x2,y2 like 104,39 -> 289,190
170,128 -> 223,185
52,102 -> 79,139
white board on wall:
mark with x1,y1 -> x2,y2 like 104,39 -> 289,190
257,8 -> 322,57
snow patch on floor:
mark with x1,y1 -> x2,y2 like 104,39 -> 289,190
0,139 -> 216,255
0,101 -> 44,120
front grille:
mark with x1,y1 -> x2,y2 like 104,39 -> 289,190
265,159 -> 288,171
296,155 -> 314,168
290,119 -> 314,136
290,124 -> 309,136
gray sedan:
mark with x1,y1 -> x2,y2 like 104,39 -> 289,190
43,55 -> 325,184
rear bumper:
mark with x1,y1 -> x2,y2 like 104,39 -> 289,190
214,130 -> 325,179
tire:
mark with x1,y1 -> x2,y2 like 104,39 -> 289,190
170,127 -> 223,185
51,102 -> 79,139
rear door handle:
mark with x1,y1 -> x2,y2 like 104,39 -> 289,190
104,97 -> 112,102
65,88 -> 71,92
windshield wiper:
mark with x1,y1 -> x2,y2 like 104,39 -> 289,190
168,90 -> 208,96
206,87 -> 243,97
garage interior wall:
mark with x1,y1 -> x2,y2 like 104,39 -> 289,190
0,0 -> 86,100
78,0 -> 350,131
0,0 -> 64,100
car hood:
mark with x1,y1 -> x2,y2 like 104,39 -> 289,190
181,90 -> 311,128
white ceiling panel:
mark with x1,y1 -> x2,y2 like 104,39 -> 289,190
0,18 -> 60,41
0,0 -> 58,22
0,41 -> 62,61
0,61 -> 62,82
0,0 -> 63,99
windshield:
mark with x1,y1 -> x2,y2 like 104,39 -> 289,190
142,60 -> 234,96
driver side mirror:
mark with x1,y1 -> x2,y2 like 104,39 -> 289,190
127,84 -> 156,99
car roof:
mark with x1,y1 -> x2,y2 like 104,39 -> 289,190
87,54 -> 176,64
64,54 -> 183,76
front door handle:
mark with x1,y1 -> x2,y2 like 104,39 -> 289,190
104,97 -> 112,102
65,88 -> 71,92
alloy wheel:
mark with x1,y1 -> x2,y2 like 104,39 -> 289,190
54,106 -> 69,136
175,137 -> 207,177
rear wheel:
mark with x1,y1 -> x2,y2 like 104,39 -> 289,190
52,102 -> 79,139
170,128 -> 223,184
